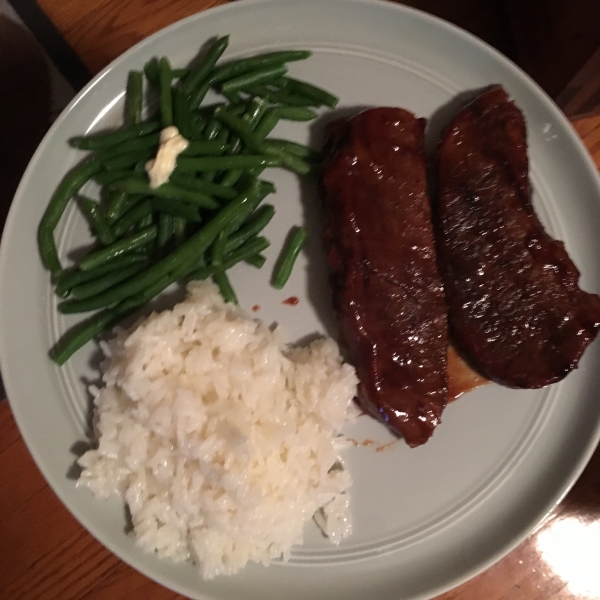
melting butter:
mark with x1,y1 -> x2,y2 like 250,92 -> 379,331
145,126 -> 189,188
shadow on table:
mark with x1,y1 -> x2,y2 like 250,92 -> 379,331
0,14 -> 51,236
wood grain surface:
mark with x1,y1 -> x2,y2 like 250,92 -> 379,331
37,0 -> 229,74
2,1 -> 600,598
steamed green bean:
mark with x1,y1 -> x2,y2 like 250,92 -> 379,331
41,37 -> 341,362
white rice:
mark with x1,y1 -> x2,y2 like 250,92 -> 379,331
77,281 -> 359,578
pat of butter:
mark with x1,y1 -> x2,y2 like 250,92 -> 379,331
145,126 -> 189,188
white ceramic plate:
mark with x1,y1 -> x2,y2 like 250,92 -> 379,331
2,1 -> 600,598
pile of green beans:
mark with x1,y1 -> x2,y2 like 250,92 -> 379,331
38,35 -> 339,364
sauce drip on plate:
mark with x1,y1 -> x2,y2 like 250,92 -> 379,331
447,345 -> 489,401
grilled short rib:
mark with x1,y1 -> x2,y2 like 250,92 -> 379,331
321,108 -> 449,447
435,85 -> 600,388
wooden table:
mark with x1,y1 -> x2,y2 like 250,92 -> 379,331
2,1 -> 600,598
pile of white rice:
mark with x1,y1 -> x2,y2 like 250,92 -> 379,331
77,281 -> 359,579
